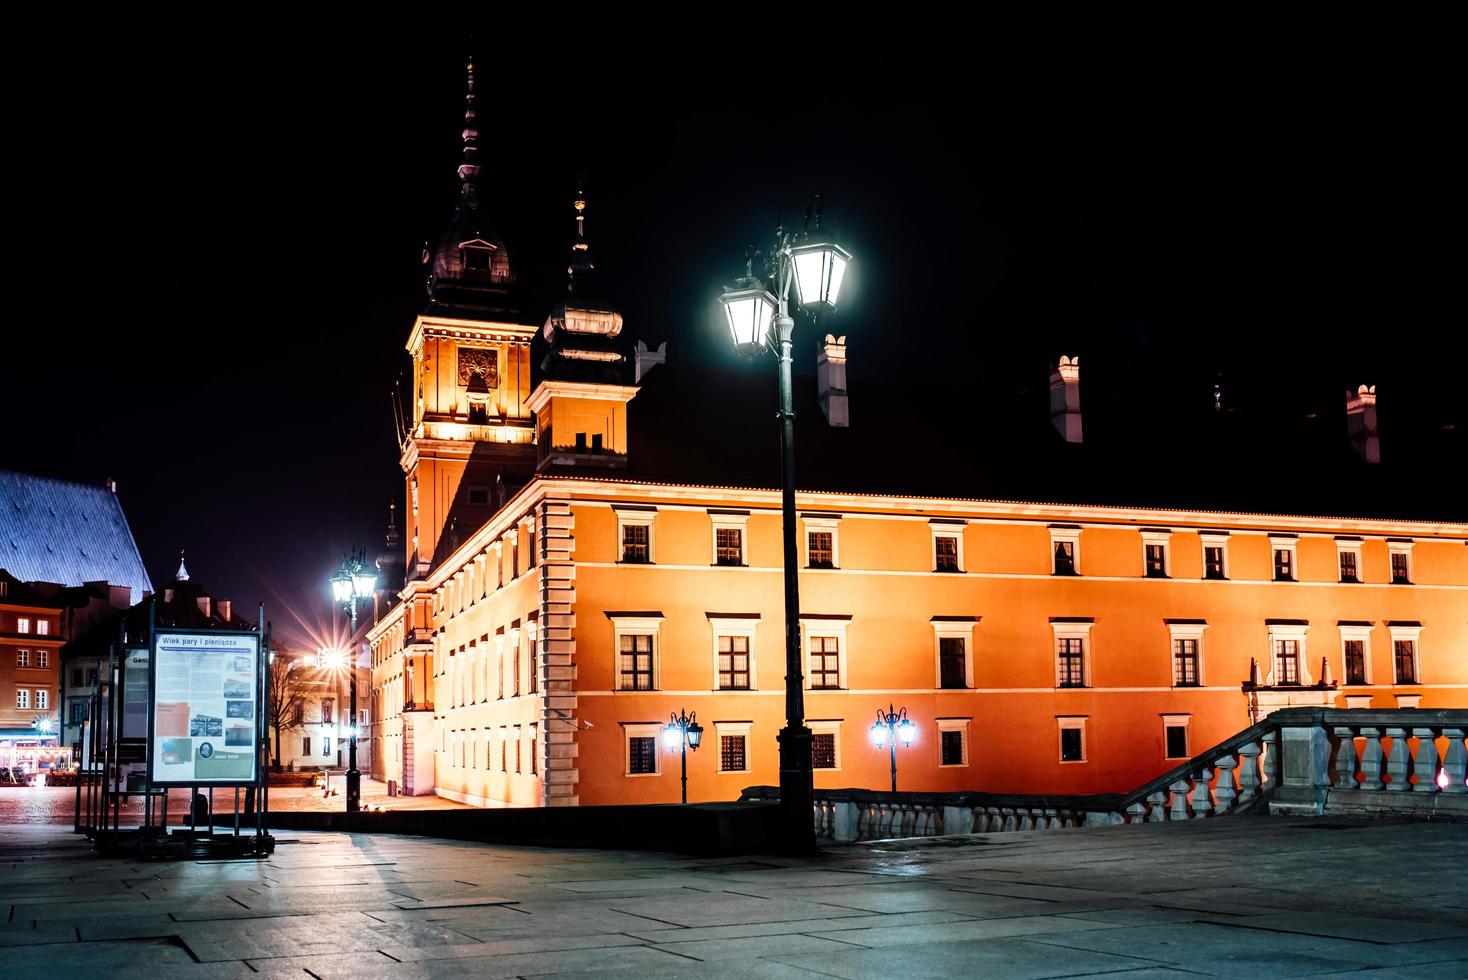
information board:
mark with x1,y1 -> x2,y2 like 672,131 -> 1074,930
149,631 -> 260,785
121,647 -> 149,740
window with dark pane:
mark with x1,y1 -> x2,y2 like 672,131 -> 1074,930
715,527 -> 744,565
810,636 -> 841,689
1203,546 -> 1226,579
1173,639 -> 1200,686
1165,724 -> 1188,759
1391,553 -> 1411,584
1345,640 -> 1367,685
718,634 -> 750,690
1339,551 -> 1359,583
1145,544 -> 1167,577
619,633 -> 654,690
1059,726 -> 1084,762
621,523 -> 650,563
808,531 -> 834,568
1056,637 -> 1085,687
940,730 -> 965,766
1276,639 -> 1300,685
1054,540 -> 1076,575
811,732 -> 837,769
1273,549 -> 1294,581
935,535 -> 960,572
939,636 -> 967,689
628,736 -> 656,774
1394,640 -> 1417,683
720,734 -> 747,772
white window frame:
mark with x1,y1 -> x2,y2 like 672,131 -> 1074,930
715,721 -> 752,773
36,689 -> 49,710
809,719 -> 843,771
709,616 -> 759,691
16,649 -> 29,668
37,650 -> 49,669
802,515 -> 842,569
1161,713 -> 1190,760
624,722 -> 663,776
1057,715 -> 1087,764
709,511 -> 750,567
1388,623 -> 1423,685
1141,530 -> 1172,578
17,688 -> 30,710
1050,526 -> 1082,575
1266,622 -> 1311,686
1199,532 -> 1230,580
1339,623 -> 1373,686
1167,621 -> 1207,688
1269,535 -> 1298,582
609,614 -> 664,691
936,717 -> 970,768
1050,620 -> 1094,689
15,618 -> 30,635
1388,540 -> 1414,584
36,620 -> 49,636
616,508 -> 657,564
930,521 -> 966,573
932,619 -> 977,690
802,618 -> 850,691
1336,538 -> 1364,583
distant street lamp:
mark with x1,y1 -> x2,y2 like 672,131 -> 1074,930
869,704 -> 916,793
662,709 -> 705,805
718,198 -> 852,851
328,549 -> 376,813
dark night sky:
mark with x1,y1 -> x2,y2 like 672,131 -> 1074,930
2,25 -> 1461,649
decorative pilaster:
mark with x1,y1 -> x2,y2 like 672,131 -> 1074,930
538,498 -> 579,806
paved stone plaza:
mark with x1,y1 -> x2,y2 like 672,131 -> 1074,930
0,816 -> 1464,979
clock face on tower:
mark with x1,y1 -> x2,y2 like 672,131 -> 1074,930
457,347 -> 498,389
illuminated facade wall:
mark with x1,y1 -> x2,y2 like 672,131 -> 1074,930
0,596 -> 62,736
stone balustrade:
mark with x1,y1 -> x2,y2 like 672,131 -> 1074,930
742,709 -> 1468,844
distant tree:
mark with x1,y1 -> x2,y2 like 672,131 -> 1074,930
265,653 -> 309,771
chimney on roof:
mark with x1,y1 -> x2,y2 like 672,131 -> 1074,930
1050,355 -> 1082,443
105,477 -> 117,493
217,599 -> 231,622
634,340 -> 666,382
817,334 -> 849,428
1346,385 -> 1379,463
197,595 -> 212,618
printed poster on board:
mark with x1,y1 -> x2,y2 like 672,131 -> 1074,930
150,631 -> 259,784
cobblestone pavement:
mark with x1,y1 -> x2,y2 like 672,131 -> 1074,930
0,815 -> 1465,977
0,777 -> 466,824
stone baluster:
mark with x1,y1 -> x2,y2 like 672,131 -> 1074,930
1332,727 -> 1358,790
1002,807 -> 1017,832
1442,730 -> 1467,795
1213,755 -> 1238,813
1358,728 -> 1384,790
1385,727 -> 1411,791
1237,741 -> 1263,804
1412,728 -> 1441,794
1190,768 -> 1214,818
1125,801 -> 1147,824
1168,779 -> 1193,820
1262,729 -> 1280,787
1044,807 -> 1061,830
1146,790 -> 1168,822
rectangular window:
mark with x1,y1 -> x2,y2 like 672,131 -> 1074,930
718,635 -> 750,690
940,730 -> 965,766
1339,551 -> 1359,583
86,668 -> 97,686
16,650 -> 29,668
467,487 -> 490,505
15,689 -> 29,710
514,727 -> 522,773
808,531 -> 834,568
1276,640 -> 1300,685
591,433 -> 603,453
811,732 -> 837,769
934,535 -> 960,572
1173,639 -> 1200,687
1273,549 -> 1294,582
1057,637 -> 1086,688
529,727 -> 537,775
619,634 -> 655,691
939,637 -> 967,689
1144,544 -> 1167,577
1059,725 -> 1084,762
1344,640 -> 1367,685
16,618 -> 29,634
35,690 -> 48,710
36,621 -> 49,636
720,734 -> 747,772
323,737 -> 333,757
70,701 -> 87,725
302,735 -> 311,756
715,527 -> 744,566
1053,540 -> 1076,575
574,432 -> 587,453
621,523 -> 650,563
1203,545 -> 1226,580
1394,640 -> 1418,684
1391,553 -> 1411,584
321,698 -> 334,724
628,736 -> 657,775
37,651 -> 48,669
70,668 -> 84,687
810,636 -> 841,689
1165,724 -> 1188,759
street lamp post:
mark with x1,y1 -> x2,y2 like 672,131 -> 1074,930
662,709 -> 704,805
329,550 -> 377,813
718,199 -> 852,851
869,704 -> 916,793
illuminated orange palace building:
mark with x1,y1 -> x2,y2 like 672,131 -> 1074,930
367,65 -> 1468,808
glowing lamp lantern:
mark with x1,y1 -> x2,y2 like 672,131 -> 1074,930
869,721 -> 889,747
352,567 -> 378,598
686,718 -> 704,750
719,284 -> 777,354
897,716 -> 917,746
790,239 -> 852,313
329,569 -> 354,605
662,723 -> 683,750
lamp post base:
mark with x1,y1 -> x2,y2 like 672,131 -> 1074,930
777,724 -> 815,853
346,769 -> 360,813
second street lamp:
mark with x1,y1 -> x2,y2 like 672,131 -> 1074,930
328,549 -> 376,813
718,198 -> 852,851
662,709 -> 704,805
870,704 -> 916,793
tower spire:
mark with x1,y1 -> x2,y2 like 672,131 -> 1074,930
568,175 -> 594,294
175,549 -> 190,582
457,52 -> 480,187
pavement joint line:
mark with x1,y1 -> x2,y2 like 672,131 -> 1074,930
377,949 -> 401,962
607,908 -> 689,928
646,943 -> 705,963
